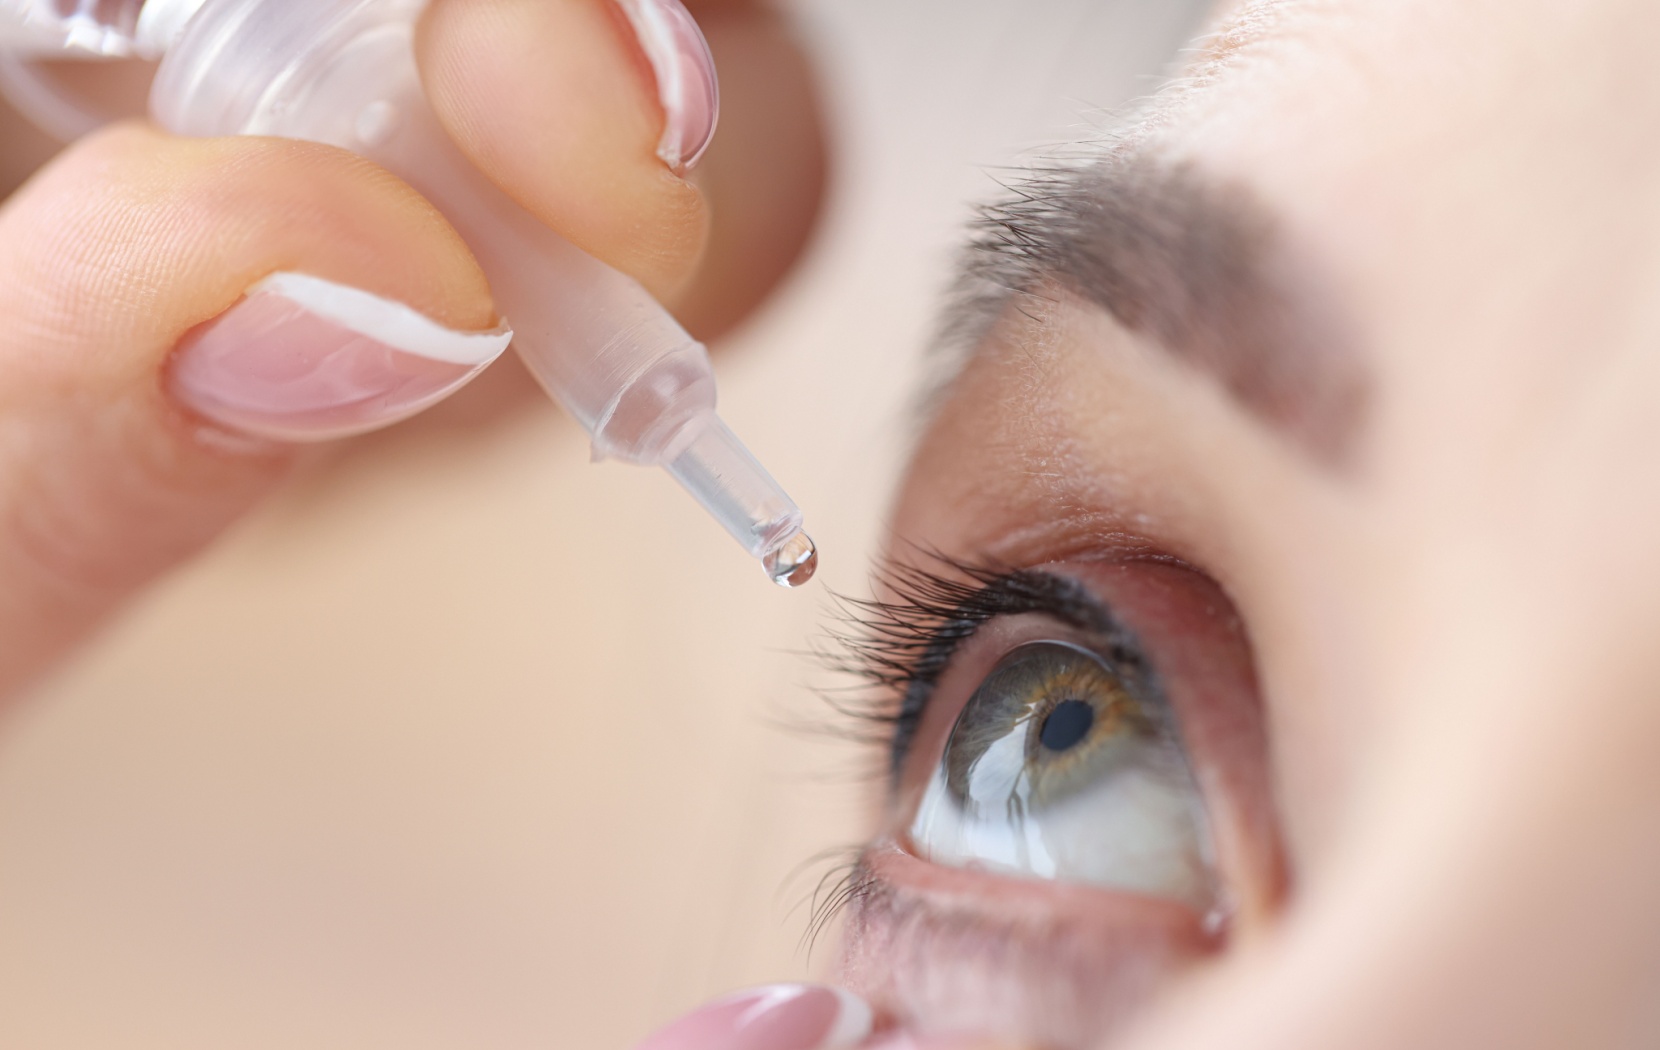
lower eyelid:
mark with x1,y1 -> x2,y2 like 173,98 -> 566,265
840,842 -> 1217,1048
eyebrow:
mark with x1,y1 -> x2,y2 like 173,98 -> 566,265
936,152 -> 1368,465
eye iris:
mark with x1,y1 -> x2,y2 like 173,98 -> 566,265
912,637 -> 1216,907
1039,698 -> 1095,752
942,641 -> 1147,808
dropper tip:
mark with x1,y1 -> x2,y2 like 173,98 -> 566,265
764,531 -> 818,588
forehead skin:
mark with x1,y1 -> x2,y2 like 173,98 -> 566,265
1178,0 -> 1660,490
1168,0 -> 1660,845
888,0 -> 1660,1046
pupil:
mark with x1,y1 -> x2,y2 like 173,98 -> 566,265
1038,698 -> 1095,752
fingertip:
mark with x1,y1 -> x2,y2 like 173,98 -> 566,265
418,0 -> 713,296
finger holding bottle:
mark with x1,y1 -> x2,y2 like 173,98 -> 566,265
417,0 -> 826,333
0,124 -> 505,699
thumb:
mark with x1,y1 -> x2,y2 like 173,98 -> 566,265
0,123 -> 503,700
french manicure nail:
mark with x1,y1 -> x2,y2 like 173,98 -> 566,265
168,272 -> 512,442
862,1038 -> 1027,1050
634,983 -> 872,1050
615,0 -> 720,173
859,1038 -> 1003,1050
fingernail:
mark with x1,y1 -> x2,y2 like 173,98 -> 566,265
168,272 -> 512,442
615,0 -> 720,173
862,1038 -> 1025,1050
634,984 -> 872,1050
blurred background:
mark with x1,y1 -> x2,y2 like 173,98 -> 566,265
0,2 -> 1208,1046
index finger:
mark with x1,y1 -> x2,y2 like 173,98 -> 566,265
417,0 -> 713,300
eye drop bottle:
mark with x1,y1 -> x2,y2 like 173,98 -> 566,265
0,0 -> 818,587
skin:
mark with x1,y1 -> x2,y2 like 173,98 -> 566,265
842,0 -> 1660,1047
5,0 -> 1658,1048
0,0 -> 826,698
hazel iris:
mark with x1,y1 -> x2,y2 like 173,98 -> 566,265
942,640 -> 1162,810
910,633 -> 1216,907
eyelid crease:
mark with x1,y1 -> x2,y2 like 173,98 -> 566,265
820,554 -> 1163,784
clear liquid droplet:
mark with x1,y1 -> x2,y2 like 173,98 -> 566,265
764,531 -> 818,588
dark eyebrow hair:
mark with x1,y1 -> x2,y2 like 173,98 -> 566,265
934,150 -> 1368,466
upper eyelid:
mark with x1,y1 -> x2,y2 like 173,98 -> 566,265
826,557 -> 1156,784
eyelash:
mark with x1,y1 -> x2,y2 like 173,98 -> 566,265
821,554 -> 1156,783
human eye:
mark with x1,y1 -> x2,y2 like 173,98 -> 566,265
910,633 -> 1216,914
830,552 -> 1283,989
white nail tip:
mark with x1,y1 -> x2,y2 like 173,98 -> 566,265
250,272 -> 513,367
822,987 -> 875,1049
616,0 -> 686,169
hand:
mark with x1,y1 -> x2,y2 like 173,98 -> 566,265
0,0 -> 827,700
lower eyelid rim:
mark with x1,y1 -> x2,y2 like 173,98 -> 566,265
860,838 -> 1219,938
